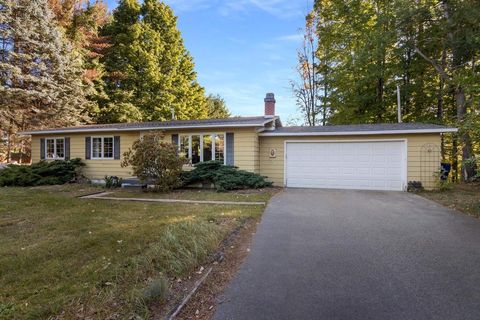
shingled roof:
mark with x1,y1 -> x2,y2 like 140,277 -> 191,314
259,123 -> 457,136
21,116 -> 279,135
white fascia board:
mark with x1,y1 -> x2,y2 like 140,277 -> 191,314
258,128 -> 458,137
20,118 -> 278,135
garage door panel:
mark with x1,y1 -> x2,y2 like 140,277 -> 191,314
286,141 -> 406,191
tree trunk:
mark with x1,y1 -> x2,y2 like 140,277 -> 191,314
437,48 -> 446,159
436,49 -> 446,121
322,64 -> 328,126
455,86 -> 475,180
452,136 -> 458,182
6,122 -> 12,164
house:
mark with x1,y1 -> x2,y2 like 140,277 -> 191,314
21,93 -> 457,191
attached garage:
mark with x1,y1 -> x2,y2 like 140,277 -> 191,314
285,140 -> 406,191
259,123 -> 458,191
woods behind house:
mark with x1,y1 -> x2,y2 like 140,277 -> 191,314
293,0 -> 479,181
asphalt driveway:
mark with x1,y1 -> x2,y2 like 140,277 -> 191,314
214,189 -> 480,320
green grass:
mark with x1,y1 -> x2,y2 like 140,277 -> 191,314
421,183 -> 480,217
0,185 -> 271,319
103,188 -> 277,203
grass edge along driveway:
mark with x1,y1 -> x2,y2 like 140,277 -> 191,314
0,185 -> 274,319
420,183 -> 480,218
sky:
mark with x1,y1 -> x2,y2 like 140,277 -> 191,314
104,0 -> 313,120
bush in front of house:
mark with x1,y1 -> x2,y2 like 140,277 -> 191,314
182,160 -> 273,192
0,158 -> 84,187
104,175 -> 123,188
121,132 -> 186,192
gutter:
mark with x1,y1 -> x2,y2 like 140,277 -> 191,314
258,128 -> 458,136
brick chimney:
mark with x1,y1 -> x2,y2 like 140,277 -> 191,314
264,93 -> 276,116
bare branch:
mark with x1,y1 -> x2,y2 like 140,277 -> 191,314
413,46 -> 452,82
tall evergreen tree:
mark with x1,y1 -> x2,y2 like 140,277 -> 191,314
206,94 -> 230,119
48,0 -> 111,118
100,0 -> 208,123
0,0 -> 91,161
0,0 -> 90,126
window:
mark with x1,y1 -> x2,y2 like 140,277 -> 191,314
214,134 -> 224,162
191,135 -> 201,164
92,137 -> 102,158
45,138 -> 65,159
179,133 -> 226,165
180,135 -> 190,159
92,137 -> 114,159
103,137 -> 113,158
203,135 -> 212,162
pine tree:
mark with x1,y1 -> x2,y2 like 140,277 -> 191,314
48,0 -> 111,119
0,0 -> 91,160
206,94 -> 230,119
100,0 -> 208,123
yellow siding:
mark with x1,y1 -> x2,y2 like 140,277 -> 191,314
32,128 -> 262,180
31,128 -> 442,190
32,132 -> 140,179
259,134 -> 441,189
234,129 -> 259,173
161,127 -> 260,173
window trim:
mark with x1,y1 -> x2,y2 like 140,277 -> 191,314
91,136 -> 115,160
178,132 -> 226,165
45,137 -> 65,160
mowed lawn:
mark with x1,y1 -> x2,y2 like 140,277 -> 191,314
0,185 -> 273,319
101,188 -> 275,202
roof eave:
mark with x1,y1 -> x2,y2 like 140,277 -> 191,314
20,117 -> 279,135
258,128 -> 458,136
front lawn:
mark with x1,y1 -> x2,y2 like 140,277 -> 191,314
100,188 -> 277,203
0,185 -> 272,319
420,183 -> 480,217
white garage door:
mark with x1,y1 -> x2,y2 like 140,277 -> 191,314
285,141 -> 406,191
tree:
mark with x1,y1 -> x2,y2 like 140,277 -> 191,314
312,0 -> 479,181
413,0 -> 478,180
100,0 -> 208,123
291,12 -> 324,126
206,94 -> 230,119
47,0 -> 111,119
121,131 -> 186,191
0,0 -> 91,162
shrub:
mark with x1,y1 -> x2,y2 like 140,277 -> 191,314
407,181 -> 424,192
0,158 -> 84,187
121,132 -> 186,192
104,175 -> 123,188
182,160 -> 272,192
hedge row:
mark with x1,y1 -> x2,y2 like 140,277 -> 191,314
182,161 -> 272,192
0,159 -> 84,187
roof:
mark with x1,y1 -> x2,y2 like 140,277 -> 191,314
259,123 -> 457,136
20,116 -> 279,135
